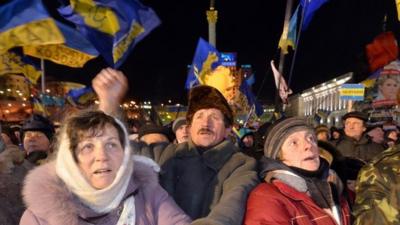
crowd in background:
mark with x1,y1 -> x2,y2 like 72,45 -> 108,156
0,68 -> 399,225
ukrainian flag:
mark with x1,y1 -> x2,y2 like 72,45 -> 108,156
0,0 -> 64,54
23,22 -> 99,68
58,0 -> 161,68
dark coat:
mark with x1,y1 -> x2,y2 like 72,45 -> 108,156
0,144 -> 31,225
20,159 -> 191,225
159,140 -> 259,225
244,181 -> 351,225
334,134 -> 384,162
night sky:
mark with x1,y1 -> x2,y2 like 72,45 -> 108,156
40,0 -> 400,104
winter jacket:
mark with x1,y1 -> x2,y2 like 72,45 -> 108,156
334,134 -> 384,162
0,144 -> 31,225
353,145 -> 400,225
20,160 -> 191,225
244,181 -> 351,225
159,139 -> 259,225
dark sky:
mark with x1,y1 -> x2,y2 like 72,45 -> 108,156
42,0 -> 399,104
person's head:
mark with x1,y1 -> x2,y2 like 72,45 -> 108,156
238,127 -> 255,148
186,85 -> 233,148
386,129 -> 398,141
315,124 -> 330,141
264,117 -> 320,171
60,110 -> 127,189
376,73 -> 400,100
330,126 -> 342,140
172,117 -> 189,144
21,114 -> 55,155
138,123 -> 169,145
366,125 -> 384,144
342,111 -> 368,141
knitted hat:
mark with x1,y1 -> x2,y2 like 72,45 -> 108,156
315,125 -> 329,135
186,85 -> 233,126
172,117 -> 187,133
21,114 -> 55,141
138,123 -> 168,139
342,111 -> 368,122
264,117 -> 313,159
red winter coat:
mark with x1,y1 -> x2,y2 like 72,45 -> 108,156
244,181 -> 351,225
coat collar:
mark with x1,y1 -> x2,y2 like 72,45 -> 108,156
175,139 -> 238,171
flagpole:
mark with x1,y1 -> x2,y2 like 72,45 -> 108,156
41,58 -> 45,94
276,0 -> 294,113
206,0 -> 218,47
40,58 -> 46,116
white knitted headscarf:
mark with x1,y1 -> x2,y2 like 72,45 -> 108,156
56,117 -> 133,214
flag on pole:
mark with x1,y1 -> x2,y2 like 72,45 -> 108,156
185,38 -> 222,89
0,0 -> 64,54
58,0 -> 161,68
300,0 -> 330,30
23,22 -> 99,68
271,60 -> 293,104
278,5 -> 299,54
239,81 -> 263,116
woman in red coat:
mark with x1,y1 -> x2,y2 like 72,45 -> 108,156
244,117 -> 351,225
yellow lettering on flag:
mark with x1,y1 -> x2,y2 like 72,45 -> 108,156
70,0 -> 120,35
112,22 -> 144,63
24,44 -> 97,68
0,19 -> 64,54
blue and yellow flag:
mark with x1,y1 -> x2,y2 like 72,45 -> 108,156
278,6 -> 299,54
23,22 -> 99,68
0,0 -> 64,54
32,98 -> 48,116
239,81 -> 263,116
0,51 -> 42,84
185,38 -> 223,89
66,86 -> 96,106
58,0 -> 161,68
300,0 -> 329,30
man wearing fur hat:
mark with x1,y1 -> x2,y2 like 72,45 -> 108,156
334,111 -> 384,162
94,68 -> 258,225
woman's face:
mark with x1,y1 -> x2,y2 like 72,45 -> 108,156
280,130 -> 320,171
379,77 -> 399,100
75,124 -> 124,189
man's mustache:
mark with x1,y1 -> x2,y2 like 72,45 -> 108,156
198,128 -> 214,134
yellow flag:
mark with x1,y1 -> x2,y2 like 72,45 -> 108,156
0,18 -> 64,54
0,52 -> 41,84
70,0 -> 120,35
24,44 -> 97,68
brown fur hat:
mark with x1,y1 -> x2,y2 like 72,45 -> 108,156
186,85 -> 234,126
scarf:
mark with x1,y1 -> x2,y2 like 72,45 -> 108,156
56,119 -> 134,214
264,158 -> 342,225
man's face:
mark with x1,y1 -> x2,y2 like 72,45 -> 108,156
175,124 -> 189,143
344,118 -> 366,140
23,131 -> 51,155
189,108 -> 231,148
242,135 -> 254,148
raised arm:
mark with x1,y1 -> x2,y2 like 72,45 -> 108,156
92,68 -> 128,117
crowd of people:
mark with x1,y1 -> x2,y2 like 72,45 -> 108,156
0,67 -> 399,225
